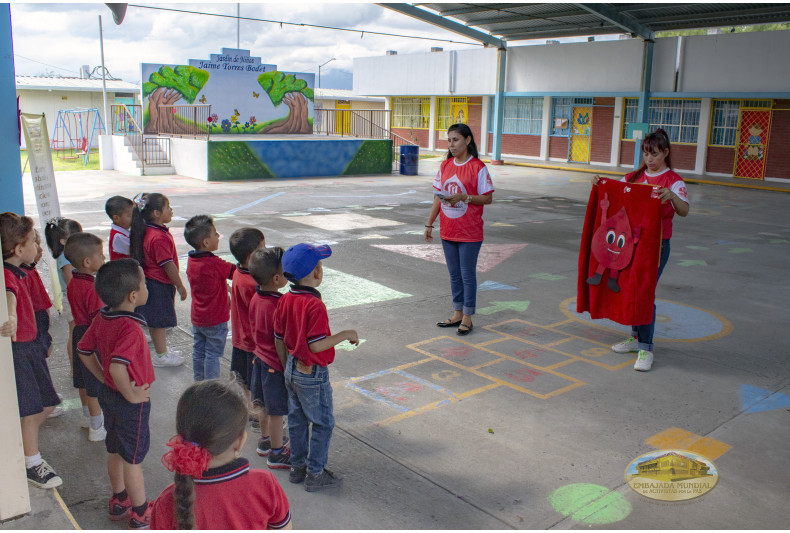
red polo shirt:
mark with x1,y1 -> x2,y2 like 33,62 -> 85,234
186,251 -> 235,327
67,272 -> 105,327
249,288 -> 282,371
143,224 -> 178,284
109,224 -> 131,261
4,262 -> 37,342
273,285 -> 334,367
230,266 -> 257,352
77,308 -> 155,392
21,263 -> 52,312
150,458 -> 290,530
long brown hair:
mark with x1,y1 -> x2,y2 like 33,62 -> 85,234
129,193 -> 169,267
172,380 -> 249,529
445,123 -> 479,160
628,128 -> 672,182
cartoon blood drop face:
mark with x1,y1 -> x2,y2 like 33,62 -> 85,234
587,194 -> 640,293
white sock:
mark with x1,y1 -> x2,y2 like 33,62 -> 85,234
25,453 -> 42,469
82,405 -> 90,418
90,413 -> 104,430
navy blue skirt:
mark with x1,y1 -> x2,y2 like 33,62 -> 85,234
136,278 -> 177,329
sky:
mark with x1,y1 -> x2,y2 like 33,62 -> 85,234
10,2 -> 622,90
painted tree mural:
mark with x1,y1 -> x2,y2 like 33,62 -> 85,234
257,71 -> 314,134
143,65 -> 210,134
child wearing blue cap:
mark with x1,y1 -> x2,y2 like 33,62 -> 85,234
273,243 -> 358,492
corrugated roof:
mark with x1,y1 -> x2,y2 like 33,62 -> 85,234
315,88 -> 384,102
400,3 -> 790,42
15,75 -> 139,93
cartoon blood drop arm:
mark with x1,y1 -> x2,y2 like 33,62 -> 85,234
586,192 -> 640,293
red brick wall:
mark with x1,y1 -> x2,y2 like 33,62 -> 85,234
765,107 -> 790,179
487,134 -> 541,156
392,127 -> 429,148
590,100 -> 614,164
620,140 -> 696,171
549,136 -> 568,160
467,97 -> 483,143
620,140 -> 635,166
706,146 -> 735,174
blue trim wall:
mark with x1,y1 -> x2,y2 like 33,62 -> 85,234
0,4 -> 23,213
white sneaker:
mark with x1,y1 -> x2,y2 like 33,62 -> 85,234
634,350 -> 654,372
88,424 -> 107,442
80,415 -> 91,429
152,348 -> 185,367
612,336 -> 639,353
47,406 -> 64,418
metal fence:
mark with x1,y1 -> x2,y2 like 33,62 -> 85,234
155,105 -> 212,139
110,103 -> 171,172
111,104 -> 143,136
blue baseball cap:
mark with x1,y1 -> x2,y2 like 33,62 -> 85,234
282,243 -> 332,281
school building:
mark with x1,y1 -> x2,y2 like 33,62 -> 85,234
354,28 -> 790,181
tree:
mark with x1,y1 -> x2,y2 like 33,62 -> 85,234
257,71 -> 314,134
143,65 -> 209,134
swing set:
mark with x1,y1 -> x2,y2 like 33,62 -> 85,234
50,108 -> 106,166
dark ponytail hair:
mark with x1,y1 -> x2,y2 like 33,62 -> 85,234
129,193 -> 169,267
446,123 -> 479,160
629,128 -> 672,183
44,218 -> 83,259
173,380 -> 249,530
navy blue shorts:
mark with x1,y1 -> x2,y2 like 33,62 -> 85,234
72,325 -> 102,396
34,309 -> 52,353
13,341 -> 59,418
231,347 -> 254,389
99,386 -> 151,465
251,359 -> 289,416
136,278 -> 176,329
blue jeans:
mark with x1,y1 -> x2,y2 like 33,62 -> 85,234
284,354 -> 334,475
441,240 -> 483,316
192,322 -> 228,381
633,239 -> 671,352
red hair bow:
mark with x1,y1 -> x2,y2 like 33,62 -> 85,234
161,435 -> 212,477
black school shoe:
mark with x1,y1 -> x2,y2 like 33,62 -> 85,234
290,465 -> 307,484
26,459 -> 62,489
305,468 -> 343,492
456,322 -> 473,336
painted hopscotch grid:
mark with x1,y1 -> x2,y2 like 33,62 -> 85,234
346,319 -> 637,426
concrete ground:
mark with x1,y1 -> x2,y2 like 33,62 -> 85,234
2,158 -> 789,530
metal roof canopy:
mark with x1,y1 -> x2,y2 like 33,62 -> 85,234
378,3 -> 790,46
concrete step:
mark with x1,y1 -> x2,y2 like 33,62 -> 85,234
143,165 -> 175,176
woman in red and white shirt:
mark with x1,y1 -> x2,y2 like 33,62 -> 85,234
425,124 -> 494,336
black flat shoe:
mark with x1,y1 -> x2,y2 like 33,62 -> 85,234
456,323 -> 473,336
437,319 -> 462,328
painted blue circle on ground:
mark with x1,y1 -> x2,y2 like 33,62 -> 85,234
565,299 -> 729,341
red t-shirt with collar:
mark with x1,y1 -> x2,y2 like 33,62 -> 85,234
67,272 -> 105,327
230,266 -> 257,352
249,288 -> 282,371
273,285 -> 334,367
21,263 -> 52,312
186,252 -> 235,327
77,308 -> 155,392
109,224 -> 131,261
622,168 -> 689,239
150,458 -> 290,530
433,156 -> 495,242
143,224 -> 178,284
4,262 -> 37,342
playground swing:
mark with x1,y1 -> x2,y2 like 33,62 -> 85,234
51,108 -> 106,166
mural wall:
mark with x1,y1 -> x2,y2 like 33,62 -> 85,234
141,48 -> 315,135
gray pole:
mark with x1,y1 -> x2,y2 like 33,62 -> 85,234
99,15 -> 109,133
237,4 -> 240,48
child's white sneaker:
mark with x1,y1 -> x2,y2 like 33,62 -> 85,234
152,348 -> 185,367
47,406 -> 64,418
634,350 -> 654,372
612,336 -> 639,353
88,424 -> 107,442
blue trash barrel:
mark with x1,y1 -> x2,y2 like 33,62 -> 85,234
400,145 -> 419,175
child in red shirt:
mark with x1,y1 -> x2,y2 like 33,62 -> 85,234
184,215 -> 235,381
78,259 -> 156,529
64,232 -> 107,441
150,380 -> 291,530
248,247 -> 291,468
105,195 -> 134,261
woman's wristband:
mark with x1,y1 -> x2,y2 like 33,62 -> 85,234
425,225 -> 434,228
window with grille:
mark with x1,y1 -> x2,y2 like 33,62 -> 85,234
437,97 -> 468,130
488,97 -> 543,135
621,98 -> 701,144
551,97 -> 572,136
709,99 -> 772,147
391,97 -> 430,129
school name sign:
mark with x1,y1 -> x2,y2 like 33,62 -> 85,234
192,49 -> 276,73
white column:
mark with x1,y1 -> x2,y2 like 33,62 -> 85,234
480,96 -> 489,156
540,95 -> 551,160
428,95 -> 437,151
695,98 -> 712,175
611,97 -> 624,166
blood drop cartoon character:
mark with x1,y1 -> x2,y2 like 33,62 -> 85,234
586,193 -> 640,293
